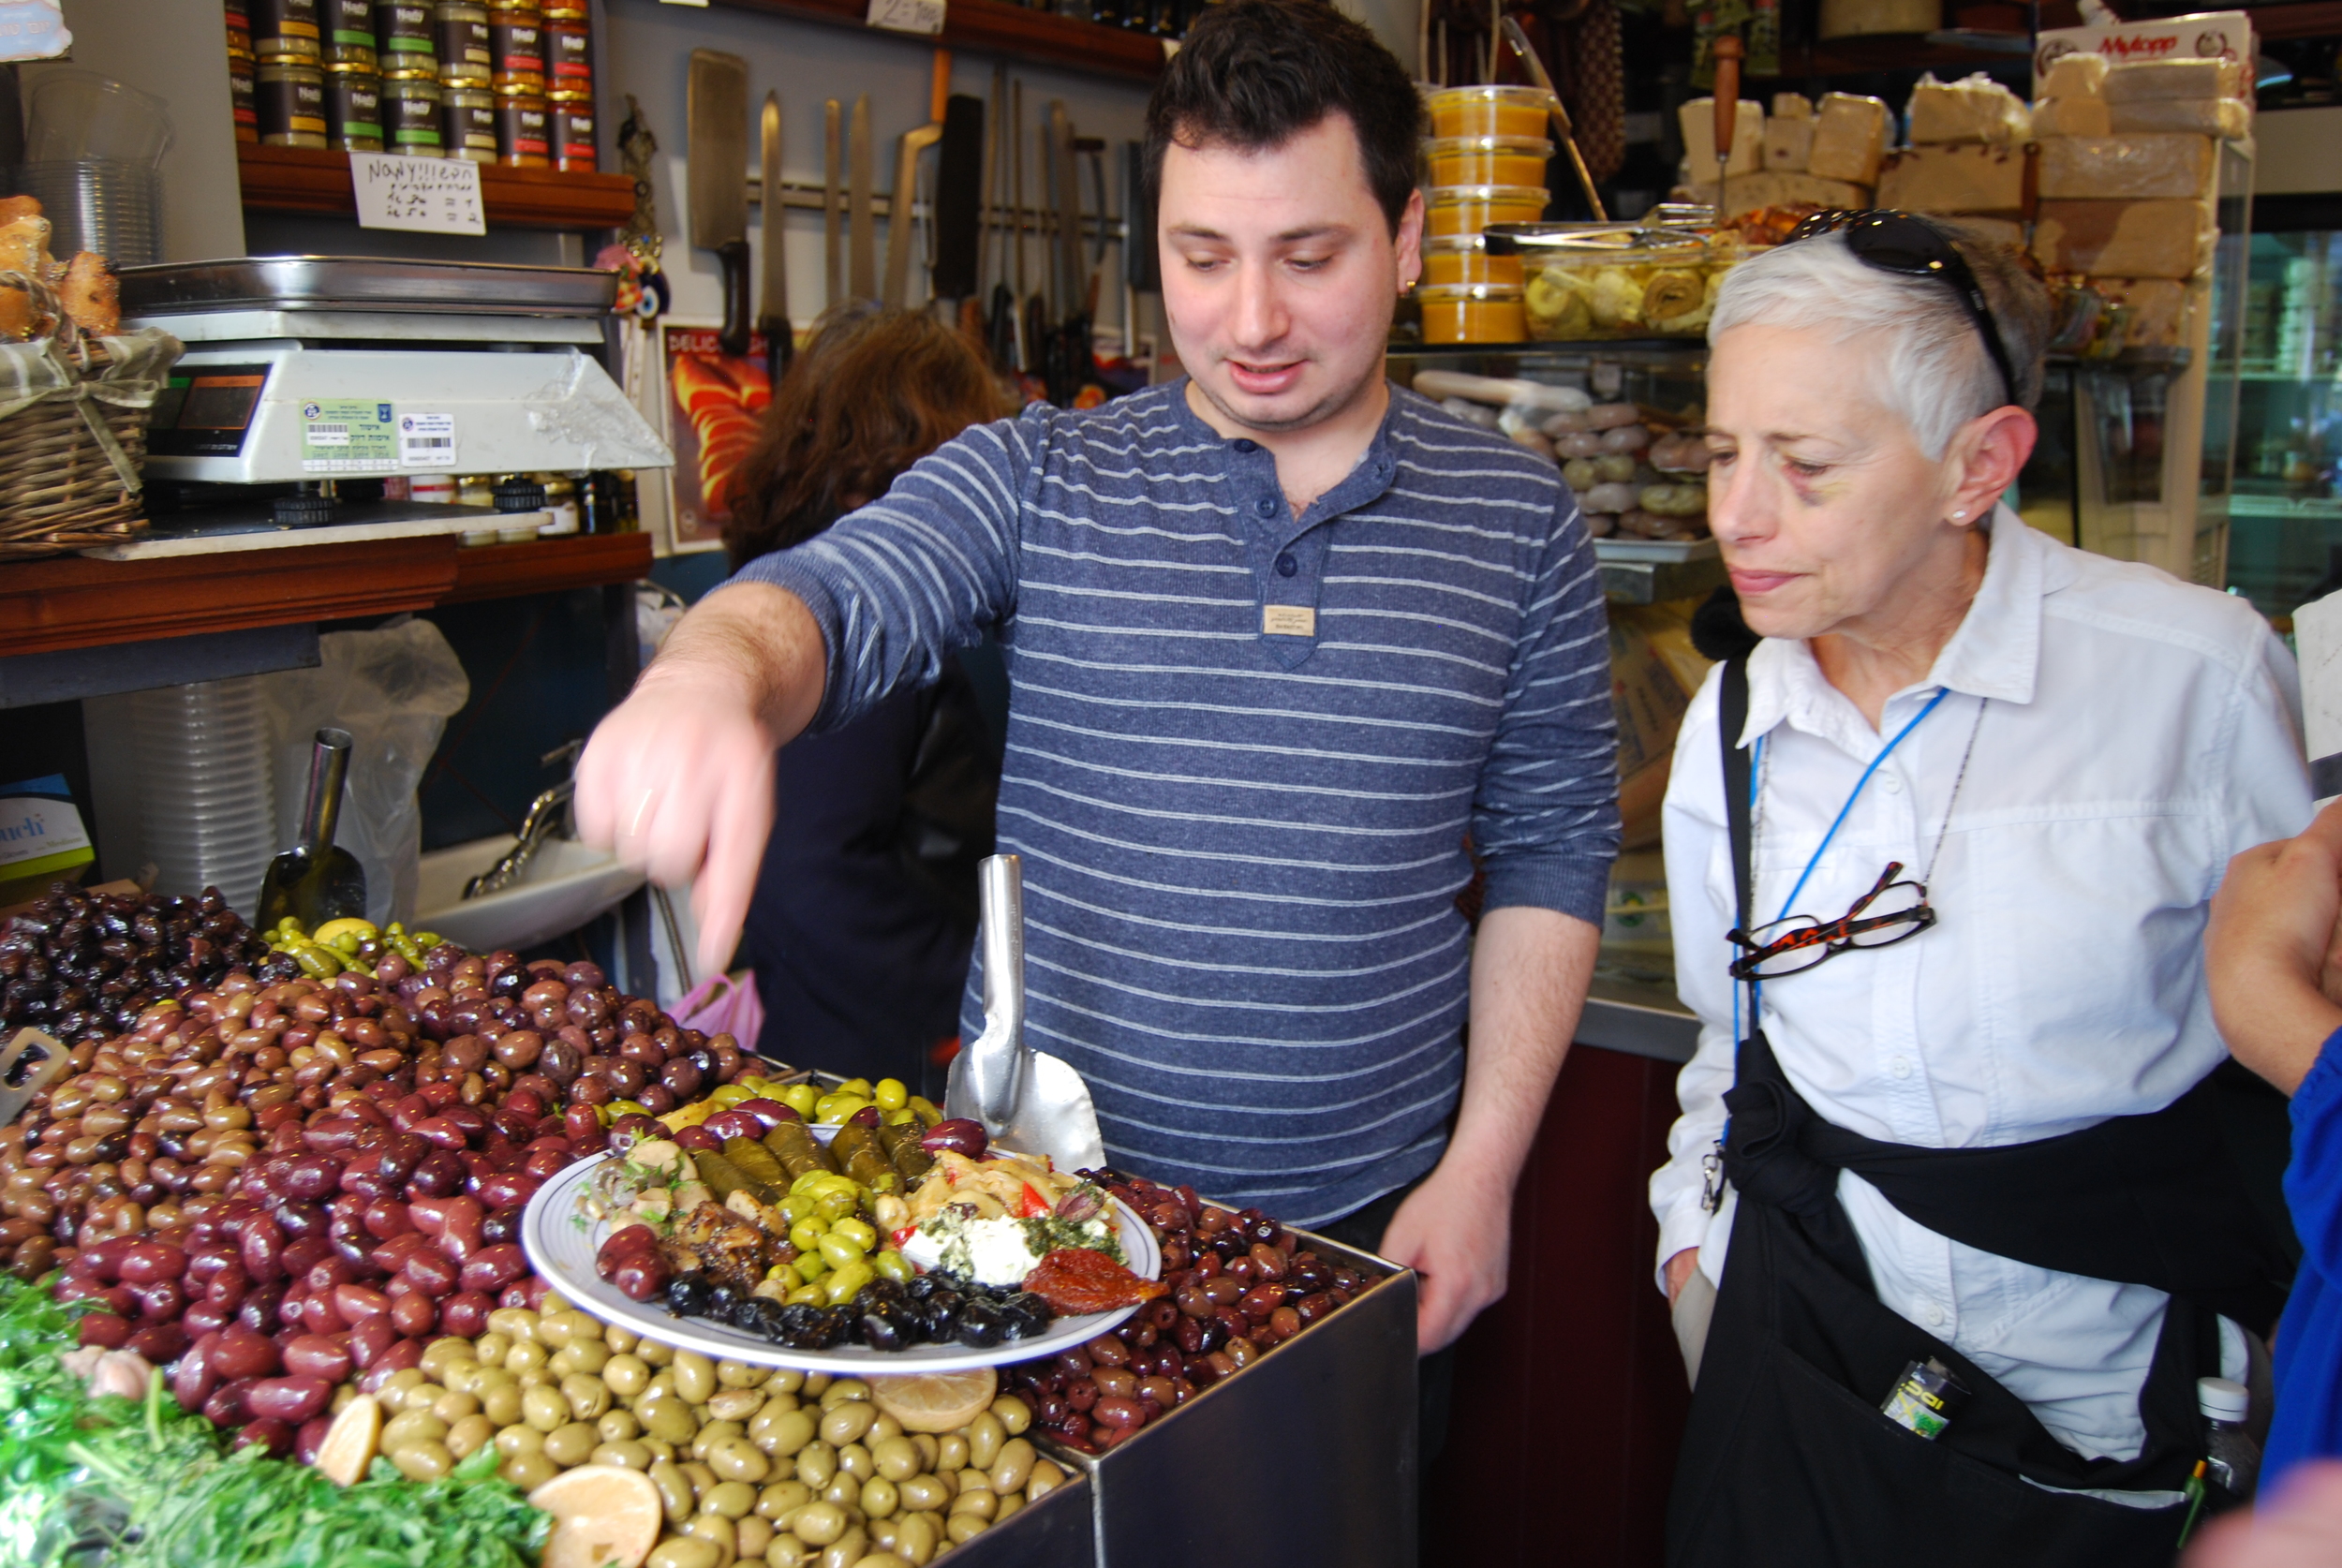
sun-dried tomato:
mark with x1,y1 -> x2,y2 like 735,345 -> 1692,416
1022,1247 -> 1168,1314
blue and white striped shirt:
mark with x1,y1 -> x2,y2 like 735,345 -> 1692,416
733,381 -> 1618,1223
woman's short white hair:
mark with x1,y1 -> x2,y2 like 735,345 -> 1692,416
1708,224 -> 2049,460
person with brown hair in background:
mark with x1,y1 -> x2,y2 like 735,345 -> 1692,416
721,302 -> 1015,1094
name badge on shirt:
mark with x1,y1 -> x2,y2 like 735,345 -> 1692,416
1263,605 -> 1315,637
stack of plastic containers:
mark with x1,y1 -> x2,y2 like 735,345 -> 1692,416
1419,85 -> 1553,345
126,679 -> 278,917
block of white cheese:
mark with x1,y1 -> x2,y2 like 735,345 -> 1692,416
2103,56 -> 2249,102
2032,200 -> 2211,278
1807,93 -> 1890,184
2097,277 -> 2189,348
1906,72 -> 2032,143
2032,97 -> 2112,138
1764,115 -> 1816,171
1875,143 -> 2028,214
1771,93 -> 1814,121
1681,170 -> 1873,218
2109,97 -> 2251,138
2038,134 -> 2216,200
1679,97 -> 1763,177
2039,52 -> 2109,100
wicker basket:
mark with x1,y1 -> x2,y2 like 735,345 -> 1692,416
0,272 -> 183,562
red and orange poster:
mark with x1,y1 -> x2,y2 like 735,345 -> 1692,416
660,324 -> 773,551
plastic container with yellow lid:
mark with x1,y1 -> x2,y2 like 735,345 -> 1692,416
1421,233 -> 1525,290
1426,184 -> 1549,239
1426,84 -> 1556,141
1418,283 -> 1528,345
1425,136 -> 1551,190
1487,223 -> 1727,341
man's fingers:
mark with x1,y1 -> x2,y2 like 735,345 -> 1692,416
691,763 -> 773,980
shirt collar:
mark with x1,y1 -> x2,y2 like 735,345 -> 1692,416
1163,376 -> 1403,521
1739,503 -> 2058,749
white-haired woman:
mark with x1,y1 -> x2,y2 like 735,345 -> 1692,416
1649,212 -> 2311,1563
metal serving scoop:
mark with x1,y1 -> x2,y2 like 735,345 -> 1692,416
945,854 -> 1105,1174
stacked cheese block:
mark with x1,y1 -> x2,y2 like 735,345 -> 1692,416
1875,72 -> 2035,246
1676,90 -> 1889,217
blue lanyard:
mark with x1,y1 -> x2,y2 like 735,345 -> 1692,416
1733,686 -> 1951,1039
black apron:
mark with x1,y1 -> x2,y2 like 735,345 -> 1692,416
1667,659 -> 2292,1568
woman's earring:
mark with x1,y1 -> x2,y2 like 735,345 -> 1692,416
1951,509 -> 1965,520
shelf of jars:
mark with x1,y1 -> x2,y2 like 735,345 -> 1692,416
235,143 -> 637,229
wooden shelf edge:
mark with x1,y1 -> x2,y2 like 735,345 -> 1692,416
709,0 -> 1166,81
442,531 -> 654,604
236,143 -> 637,229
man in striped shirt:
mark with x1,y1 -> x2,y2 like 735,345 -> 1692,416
577,0 -> 1619,1356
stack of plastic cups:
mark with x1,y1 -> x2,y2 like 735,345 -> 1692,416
126,679 -> 278,919
1419,85 -> 1552,345
17,70 -> 174,265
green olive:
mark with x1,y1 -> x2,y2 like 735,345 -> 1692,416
592,1439 -> 653,1470
603,1353 -> 651,1399
688,1420 -> 744,1463
701,1478 -> 758,1519
521,1383 -> 570,1433
891,1511 -> 938,1566
543,1422 -> 598,1467
561,1374 -> 612,1422
536,1311 -> 578,1350
390,1441 -> 454,1481
766,1534 -> 810,1568
446,1413 -> 494,1460
1027,1457 -> 1066,1501
789,1501 -> 847,1547
897,1475 -> 952,1513
757,1408 -> 816,1459
821,1473 -> 860,1509
869,1437 -> 919,1483
553,1338 -> 612,1377
641,1394 -> 698,1446
482,1383 -> 525,1427
604,1324 -> 637,1354
486,1308 -> 540,1344
672,1351 -> 717,1405
403,1382 -> 448,1413
708,1436 -> 772,1483
835,1442 -> 872,1483
990,1395 -> 1030,1436
794,1439 -> 837,1488
965,1412 -> 1004,1471
859,1475 -> 899,1520
944,1512 -> 989,1545
440,1359 -> 484,1397
997,1488 -> 1025,1523
818,1401 -> 877,1448
949,1485 -> 995,1520
909,1435 -> 939,1473
420,1338 -> 469,1379
815,1529 -> 868,1568
428,1387 -> 478,1424
648,1458 -> 695,1526
495,1424 -> 545,1458
644,1538 -> 720,1568
988,1438 -> 1034,1495
505,1339 -> 548,1375
499,1450 -> 558,1491
816,1379 -> 867,1410
685,1512 -> 736,1559
934,1435 -> 967,1472
756,1479 -> 813,1519
599,1407 -> 641,1443
680,1458 -> 720,1503
382,1410 -> 449,1449
737,1516 -> 773,1561
716,1357 -> 762,1388
763,1368 -> 805,1396
635,1338 -> 674,1367
471,1331 -> 512,1368
706,1387 -> 763,1423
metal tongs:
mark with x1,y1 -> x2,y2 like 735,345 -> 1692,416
464,742 -> 582,900
945,854 -> 1106,1174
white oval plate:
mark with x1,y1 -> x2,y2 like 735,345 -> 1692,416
520,1155 -> 1160,1371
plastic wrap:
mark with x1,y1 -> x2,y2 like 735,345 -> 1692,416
2037,133 -> 2216,201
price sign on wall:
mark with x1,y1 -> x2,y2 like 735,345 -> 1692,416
867,0 -> 945,37
352,154 -> 487,237
0,1 -> 67,63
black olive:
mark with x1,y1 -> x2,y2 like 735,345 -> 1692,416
904,1274 -> 938,1302
860,1312 -> 904,1353
728,1296 -> 767,1332
666,1275 -> 713,1317
1002,1294 -> 1053,1339
955,1300 -> 1004,1348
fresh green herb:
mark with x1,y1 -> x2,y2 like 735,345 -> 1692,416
0,1276 -> 550,1568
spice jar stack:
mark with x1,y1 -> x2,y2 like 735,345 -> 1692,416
233,0 -> 593,169
1418,85 -> 1553,345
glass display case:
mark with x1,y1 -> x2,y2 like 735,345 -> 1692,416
2222,226 -> 2342,620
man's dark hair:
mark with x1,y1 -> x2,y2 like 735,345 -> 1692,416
1143,0 -> 1424,235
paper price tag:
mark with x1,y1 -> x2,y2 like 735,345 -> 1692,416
866,0 -> 943,37
352,153 -> 487,237
399,411 -> 458,468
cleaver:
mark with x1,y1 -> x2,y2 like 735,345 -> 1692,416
946,855 -> 1105,1175
688,49 -> 752,358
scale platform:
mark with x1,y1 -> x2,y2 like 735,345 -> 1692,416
86,503 -> 549,561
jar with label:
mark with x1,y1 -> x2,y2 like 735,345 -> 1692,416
1417,282 -> 1528,345
552,101 -> 593,170
441,85 -> 497,159
384,75 -> 441,155
540,0 -> 585,15
409,473 -> 458,505
230,60 -> 259,142
225,0 -> 250,22
487,7 -> 543,93
495,93 -> 549,166
536,473 -> 580,536
434,1 -> 490,85
324,67 -> 383,149
376,0 -> 437,77
253,0 -> 322,62
545,19 -> 588,98
322,0 -> 375,67
257,62 -> 329,147
227,16 -> 254,59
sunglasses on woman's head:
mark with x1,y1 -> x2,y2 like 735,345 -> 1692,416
1785,209 -> 2019,407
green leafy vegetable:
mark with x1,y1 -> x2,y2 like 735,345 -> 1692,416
0,1275 -> 550,1568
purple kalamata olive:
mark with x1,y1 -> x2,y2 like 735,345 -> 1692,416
850,1105 -> 882,1129
701,1109 -> 763,1143
921,1119 -> 988,1158
611,1253 -> 670,1303
674,1124 -> 720,1152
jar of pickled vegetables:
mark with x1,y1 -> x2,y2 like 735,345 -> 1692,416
1424,136 -> 1550,189
1420,233 -> 1523,290
1418,283 -> 1528,345
1426,183 -> 1549,239
1426,83 -> 1555,140
1490,223 -> 1726,342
